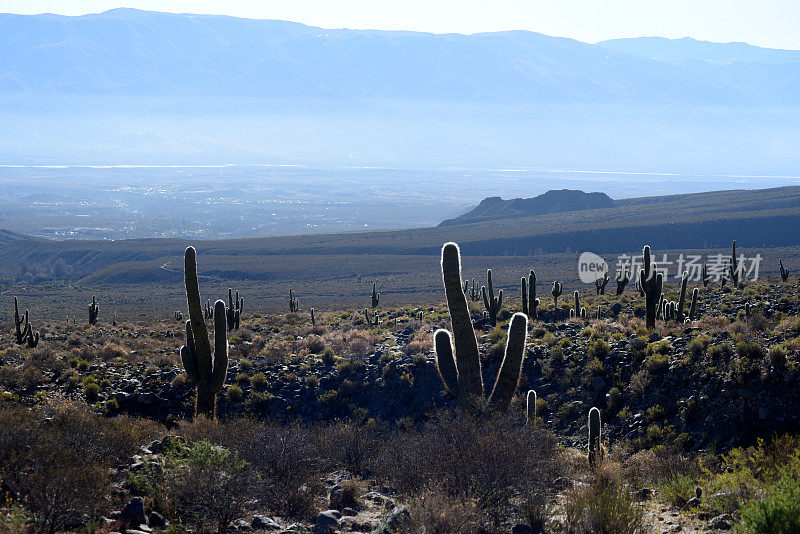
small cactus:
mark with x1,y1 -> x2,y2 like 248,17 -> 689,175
481,269 -> 503,326
289,289 -> 299,313
689,287 -> 699,320
594,273 -> 610,295
573,291 -> 580,317
175,311 -> 184,322
701,263 -> 711,287
675,271 -> 688,322
588,407 -> 601,468
364,308 -> 379,326
180,247 -> 228,419
371,282 -> 381,308
779,259 -> 790,283
88,296 -> 99,325
311,308 -> 316,326
616,268 -> 630,295
204,299 -> 214,319
13,297 -> 39,348
729,240 -> 741,288
226,289 -> 243,331
526,389 -> 537,425
552,281 -> 563,308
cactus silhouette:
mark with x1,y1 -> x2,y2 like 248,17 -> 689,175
640,246 -> 663,329
552,281 -> 563,309
526,389 -> 537,425
289,289 -> 299,313
675,271 -> 689,322
588,407 -> 602,468
180,247 -> 228,419
594,272 -> 609,295
13,297 -> 39,347
481,269 -> 503,326
616,268 -> 630,295
371,282 -> 381,308
521,270 -> 539,319
435,243 -> 527,411
779,259 -> 790,283
689,287 -> 699,321
728,240 -> 740,288
88,296 -> 99,325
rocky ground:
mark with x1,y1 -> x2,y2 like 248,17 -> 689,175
1,275 -> 799,532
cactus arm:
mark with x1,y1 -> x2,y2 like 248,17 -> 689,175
181,320 -> 200,381
441,243 -> 483,403
676,271 -> 688,321
210,300 -> 228,392
521,277 -> 528,316
488,312 -> 528,410
434,329 -> 458,395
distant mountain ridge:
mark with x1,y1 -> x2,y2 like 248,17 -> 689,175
439,189 -> 615,226
598,36 -> 800,64
0,9 -> 799,105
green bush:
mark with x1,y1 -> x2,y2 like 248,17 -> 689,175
739,453 -> 800,534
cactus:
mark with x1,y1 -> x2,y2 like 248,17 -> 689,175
175,311 -> 183,322
744,302 -> 753,318
597,305 -> 602,320
728,240 -> 740,288
112,311 -> 117,327
595,272 -> 610,295
689,288 -> 699,320
435,243 -> 528,411
588,407 -> 602,468
180,247 -> 228,419
226,289 -> 243,331
526,389 -> 537,425
552,281 -> 563,308
580,307 -> 587,320
289,289 -> 299,313
569,309 -> 575,319
88,296 -> 99,325
204,299 -> 214,319
779,259 -> 790,283
635,278 -> 645,297
469,279 -> 480,302
13,297 -> 39,347
364,308 -> 379,326
675,271 -> 689,322
481,269 -> 503,326
640,246 -> 664,329
701,263 -> 711,287
616,268 -> 630,295
520,270 -> 539,319
573,291 -> 580,317
371,282 -> 381,308
311,308 -> 316,326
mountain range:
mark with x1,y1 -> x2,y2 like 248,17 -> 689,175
1,9 -> 799,105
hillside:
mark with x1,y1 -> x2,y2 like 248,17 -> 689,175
439,190 -> 615,227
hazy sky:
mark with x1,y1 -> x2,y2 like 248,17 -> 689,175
2,0 -> 800,49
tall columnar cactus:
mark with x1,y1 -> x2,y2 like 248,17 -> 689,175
640,246 -> 664,329
729,240 -> 740,288
88,296 -> 99,325
469,279 -> 480,302
701,263 -> 711,287
204,299 -> 214,320
289,289 -> 299,313
371,282 -> 381,308
310,308 -> 316,326
181,247 -> 228,419
526,389 -> 537,425
552,281 -> 563,308
744,302 -> 753,318
616,268 -> 630,295
588,407 -> 601,468
435,243 -> 528,411
595,273 -> 610,295
675,271 -> 689,322
481,269 -> 503,327
573,291 -> 580,317
226,289 -> 243,331
580,307 -> 587,320
779,259 -> 790,283
689,287 -> 699,321
13,297 -> 39,347
522,270 -> 539,319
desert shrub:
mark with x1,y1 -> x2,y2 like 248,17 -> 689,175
739,452 -> 800,534
404,488 -> 482,533
769,346 -> 787,369
321,346 -> 336,365
303,335 -> 326,355
587,339 -> 611,359
226,384 -> 243,401
656,473 -> 697,507
162,440 -> 254,534
369,412 -> 562,524
737,340 -> 766,360
330,477 -> 366,511
563,478 -> 644,534
251,372 -> 267,387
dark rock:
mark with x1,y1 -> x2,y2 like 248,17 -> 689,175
372,505 -> 409,534
120,497 -> 147,528
684,497 -> 701,508
251,515 -> 280,530
148,512 -> 168,529
710,514 -> 732,530
634,488 -> 652,501
313,510 -> 341,534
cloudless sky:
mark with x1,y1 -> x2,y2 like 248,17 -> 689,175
2,0 -> 800,49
